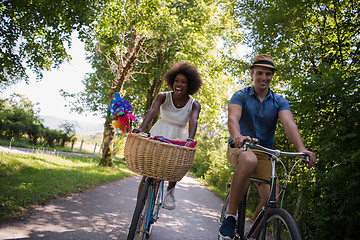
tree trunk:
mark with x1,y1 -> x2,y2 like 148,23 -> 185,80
99,96 -> 116,166
99,32 -> 145,166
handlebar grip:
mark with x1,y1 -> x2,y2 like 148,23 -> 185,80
229,137 -> 259,148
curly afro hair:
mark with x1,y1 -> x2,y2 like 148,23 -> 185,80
163,62 -> 202,95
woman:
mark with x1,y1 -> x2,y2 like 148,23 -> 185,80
133,62 -> 202,210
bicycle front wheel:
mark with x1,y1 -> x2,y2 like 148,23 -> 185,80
127,178 -> 153,240
259,208 -> 302,240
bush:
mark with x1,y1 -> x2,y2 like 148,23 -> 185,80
288,66 -> 360,239
0,95 -> 74,149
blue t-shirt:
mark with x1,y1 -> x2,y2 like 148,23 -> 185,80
228,86 -> 290,149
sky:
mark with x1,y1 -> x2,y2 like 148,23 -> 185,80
1,35 -> 104,127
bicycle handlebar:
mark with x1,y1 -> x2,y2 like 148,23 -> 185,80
230,138 -> 310,163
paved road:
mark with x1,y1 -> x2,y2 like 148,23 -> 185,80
0,174 -> 227,240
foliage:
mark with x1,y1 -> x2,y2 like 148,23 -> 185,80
124,0 -> 243,131
236,0 -> 360,83
0,94 -> 42,141
0,95 -> 74,148
73,0 -> 241,123
113,133 -> 126,158
61,0 -> 242,165
190,124 -> 232,197
0,152 -> 132,222
0,0 -> 104,88
289,67 -> 360,239
58,121 -> 78,147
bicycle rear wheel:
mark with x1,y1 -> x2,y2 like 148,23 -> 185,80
259,208 -> 302,240
127,178 -> 153,240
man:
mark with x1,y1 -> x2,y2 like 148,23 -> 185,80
219,54 -> 316,240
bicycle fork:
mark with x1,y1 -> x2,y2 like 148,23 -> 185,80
142,180 -> 164,237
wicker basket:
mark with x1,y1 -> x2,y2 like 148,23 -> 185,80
124,133 -> 196,182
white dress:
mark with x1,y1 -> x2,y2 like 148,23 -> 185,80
150,92 -> 194,141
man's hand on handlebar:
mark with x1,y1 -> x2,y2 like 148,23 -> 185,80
303,150 -> 317,169
232,135 -> 251,148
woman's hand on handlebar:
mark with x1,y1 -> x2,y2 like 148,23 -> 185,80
132,128 -> 143,133
232,135 -> 251,148
132,129 -> 150,137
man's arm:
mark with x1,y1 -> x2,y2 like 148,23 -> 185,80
279,110 -> 316,168
228,104 -> 250,148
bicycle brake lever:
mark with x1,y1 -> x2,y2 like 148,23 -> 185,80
301,153 -> 310,163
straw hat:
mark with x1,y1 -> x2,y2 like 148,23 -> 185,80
248,54 -> 277,71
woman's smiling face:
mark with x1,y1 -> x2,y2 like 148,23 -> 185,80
173,73 -> 188,96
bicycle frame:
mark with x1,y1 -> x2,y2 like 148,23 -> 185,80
142,178 -> 164,237
235,177 -> 270,240
242,155 -> 278,240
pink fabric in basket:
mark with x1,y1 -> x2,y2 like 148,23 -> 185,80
149,136 -> 197,148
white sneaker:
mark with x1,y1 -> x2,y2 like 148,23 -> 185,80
163,188 -> 176,210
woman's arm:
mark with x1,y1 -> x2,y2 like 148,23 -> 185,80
187,100 -> 201,141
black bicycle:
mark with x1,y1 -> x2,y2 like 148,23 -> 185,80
219,138 -> 309,240
127,177 -> 164,240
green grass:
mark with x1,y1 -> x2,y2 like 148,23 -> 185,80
0,152 -> 133,222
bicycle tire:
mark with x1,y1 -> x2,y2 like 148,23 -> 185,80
258,208 -> 302,240
218,193 -> 229,240
127,178 -> 152,240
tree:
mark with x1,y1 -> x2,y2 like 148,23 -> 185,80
0,0 -> 104,88
235,0 -> 359,78
0,94 -> 44,143
64,0 -> 242,166
58,121 -> 78,147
